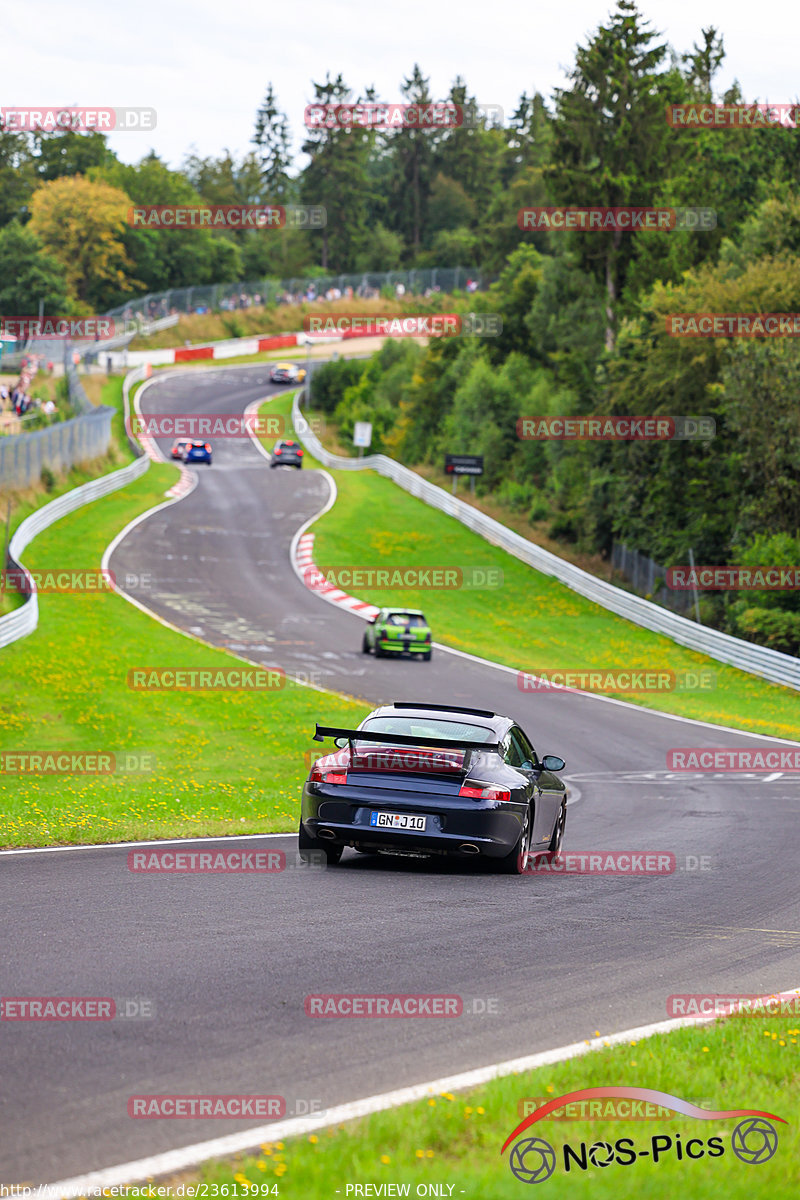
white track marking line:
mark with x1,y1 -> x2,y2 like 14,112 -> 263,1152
43,987 -> 800,1195
0,832 -> 295,857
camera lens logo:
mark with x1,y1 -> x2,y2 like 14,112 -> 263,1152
588,1140 -> 615,1167
509,1137 -> 556,1184
731,1118 -> 779,1164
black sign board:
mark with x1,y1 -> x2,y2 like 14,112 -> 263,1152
445,454 -> 484,476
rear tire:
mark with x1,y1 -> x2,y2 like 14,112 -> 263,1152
496,808 -> 532,875
361,634 -> 371,654
422,650 -> 432,661
298,820 -> 343,866
374,643 -> 384,658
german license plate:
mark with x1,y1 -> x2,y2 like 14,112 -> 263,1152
370,811 -> 427,831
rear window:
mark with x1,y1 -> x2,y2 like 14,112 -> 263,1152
360,716 -> 494,744
385,613 -> 426,627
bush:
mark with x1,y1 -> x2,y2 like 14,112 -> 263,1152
495,479 -> 535,513
529,498 -> 550,523
731,606 -> 800,656
548,511 -> 579,542
222,315 -> 246,339
311,358 -> 369,414
40,465 -> 56,492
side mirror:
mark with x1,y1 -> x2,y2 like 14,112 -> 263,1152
334,737 -> 348,749
368,616 -> 378,624
541,754 -> 565,772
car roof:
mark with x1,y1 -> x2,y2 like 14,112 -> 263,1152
380,608 -> 426,616
365,702 -> 512,738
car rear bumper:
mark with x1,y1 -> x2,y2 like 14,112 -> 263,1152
301,786 -> 526,859
378,641 -> 429,654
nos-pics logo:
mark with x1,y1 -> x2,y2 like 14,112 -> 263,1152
501,1088 -> 783,1184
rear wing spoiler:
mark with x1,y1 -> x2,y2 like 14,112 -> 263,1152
313,724 -> 501,754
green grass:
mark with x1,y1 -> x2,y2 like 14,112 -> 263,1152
257,393 -> 800,740
179,1015 -> 800,1196
0,385 -> 365,848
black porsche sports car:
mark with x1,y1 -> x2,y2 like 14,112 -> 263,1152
298,702 -> 567,874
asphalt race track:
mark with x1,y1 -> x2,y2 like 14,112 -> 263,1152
3,365 -> 800,1184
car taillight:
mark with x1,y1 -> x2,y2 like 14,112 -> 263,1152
275,447 -> 282,454
205,444 -> 211,452
423,632 -> 431,642
310,764 -> 347,785
459,783 -> 512,803
297,449 -> 303,456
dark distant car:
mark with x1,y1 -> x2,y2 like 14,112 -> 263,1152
299,702 -> 567,873
270,440 -> 303,468
269,362 -> 306,384
362,609 -> 432,660
182,440 -> 212,465
170,438 -> 192,459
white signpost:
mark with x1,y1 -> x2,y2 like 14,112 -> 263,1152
353,421 -> 373,458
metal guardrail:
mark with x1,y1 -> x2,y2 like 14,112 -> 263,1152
292,395 -> 800,692
0,366 -> 151,649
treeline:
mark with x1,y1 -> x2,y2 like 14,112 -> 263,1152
5,1 -> 798,318
305,5 -> 800,655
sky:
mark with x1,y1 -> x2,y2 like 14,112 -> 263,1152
6,0 -> 799,171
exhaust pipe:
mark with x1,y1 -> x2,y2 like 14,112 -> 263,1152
459,843 -> 481,855
317,828 -> 336,841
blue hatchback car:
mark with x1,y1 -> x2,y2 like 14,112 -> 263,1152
183,440 -> 213,465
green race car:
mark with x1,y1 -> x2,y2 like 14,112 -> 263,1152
362,608 -> 433,661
